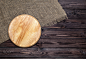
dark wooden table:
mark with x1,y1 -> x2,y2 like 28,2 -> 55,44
0,0 -> 86,59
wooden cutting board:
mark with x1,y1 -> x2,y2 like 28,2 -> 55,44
8,14 -> 41,47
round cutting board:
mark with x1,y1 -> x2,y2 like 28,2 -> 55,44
8,14 -> 41,47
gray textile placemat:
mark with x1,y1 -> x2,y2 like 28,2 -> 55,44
0,0 -> 68,44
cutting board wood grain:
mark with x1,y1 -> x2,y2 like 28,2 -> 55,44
8,14 -> 41,47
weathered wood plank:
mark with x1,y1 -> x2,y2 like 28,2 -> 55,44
40,43 -> 86,48
0,58 -> 86,59
37,39 -> 86,48
0,57 -> 86,59
59,0 -> 86,3
0,48 -> 86,58
64,9 -> 86,19
38,38 -> 86,44
60,3 -> 86,10
65,19 -> 86,23
0,37 -> 86,48
58,0 -> 86,19
42,30 -> 85,37
43,19 -> 86,29
0,27 -> 86,48
49,22 -> 86,29
59,0 -> 86,9
42,27 -> 86,33
58,23 -> 86,29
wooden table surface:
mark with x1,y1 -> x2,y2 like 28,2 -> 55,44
0,0 -> 86,59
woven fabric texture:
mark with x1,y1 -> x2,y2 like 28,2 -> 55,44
0,0 -> 67,44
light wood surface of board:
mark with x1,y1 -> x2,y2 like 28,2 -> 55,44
8,14 -> 41,47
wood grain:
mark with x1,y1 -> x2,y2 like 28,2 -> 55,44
8,14 -> 41,47
0,48 -> 86,58
59,0 -> 86,9
1,58 -> 86,59
0,0 -> 86,59
0,28 -> 86,48
58,0 -> 86,19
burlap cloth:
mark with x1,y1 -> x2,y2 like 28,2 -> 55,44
0,0 -> 68,44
